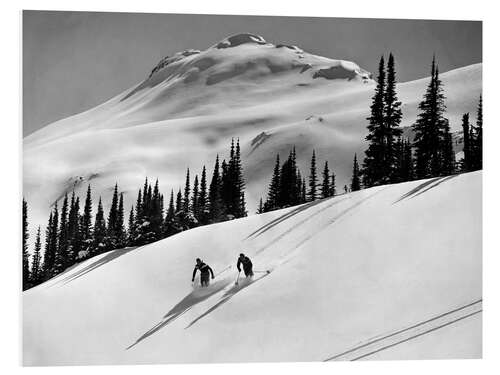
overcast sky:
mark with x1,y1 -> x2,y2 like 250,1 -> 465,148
23,11 -> 482,136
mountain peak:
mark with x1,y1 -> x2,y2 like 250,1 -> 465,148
213,33 -> 269,49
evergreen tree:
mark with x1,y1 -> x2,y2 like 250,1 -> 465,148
300,178 -> 306,203
116,192 -> 126,247
42,210 -> 55,280
92,197 -> 107,255
81,185 -> 93,249
198,166 -> 208,224
412,57 -> 452,178
192,174 -> 199,218
31,226 -> 42,286
208,155 -> 224,222
183,168 -> 191,213
471,95 -> 483,170
265,154 -> 281,211
461,113 -> 471,171
330,172 -> 336,197
53,194 -> 69,275
127,205 -> 135,246
22,199 -> 30,290
257,198 -> 264,214
384,53 -> 403,181
351,154 -> 361,192
308,150 -> 318,201
362,56 -> 386,187
175,188 -> 182,213
233,139 -> 246,217
321,161 -> 330,198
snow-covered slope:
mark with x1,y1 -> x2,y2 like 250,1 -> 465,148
22,33 -> 482,235
23,171 -> 482,365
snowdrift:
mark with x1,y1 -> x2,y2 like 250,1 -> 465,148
23,171 -> 482,365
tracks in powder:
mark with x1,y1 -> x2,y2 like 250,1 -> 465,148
324,299 -> 482,361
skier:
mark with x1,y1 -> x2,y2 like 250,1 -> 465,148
192,258 -> 214,287
237,253 -> 254,278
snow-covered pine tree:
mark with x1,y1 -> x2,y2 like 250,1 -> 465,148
362,56 -> 386,187
308,150 -> 318,201
351,153 -> 361,192
257,198 -> 264,214
321,161 -> 330,199
22,198 -> 30,290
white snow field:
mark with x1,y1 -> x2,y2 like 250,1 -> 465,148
23,33 -> 482,235
23,171 -> 482,365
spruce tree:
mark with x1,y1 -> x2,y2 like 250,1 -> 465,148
53,194 -> 69,275
198,166 -> 208,224
472,95 -> 483,170
461,113 -> 471,171
117,192 -> 126,247
308,150 -> 318,201
183,168 -> 191,213
22,199 -> 30,290
92,197 -> 107,255
321,161 -> 330,198
233,139 -> 246,217
330,172 -> 336,197
42,211 -> 54,280
351,154 -> 361,192
265,154 -> 281,211
384,53 -> 403,181
175,188 -> 182,213
257,198 -> 264,214
208,155 -> 223,222
362,56 -> 386,187
81,185 -> 93,254
127,206 -> 135,246
412,57 -> 451,178
192,174 -> 199,218
31,226 -> 42,286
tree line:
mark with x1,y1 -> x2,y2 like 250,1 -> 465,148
359,53 -> 482,190
258,148 -> 338,213
22,139 -> 246,290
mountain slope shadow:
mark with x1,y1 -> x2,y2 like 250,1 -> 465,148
55,246 -> 142,286
126,278 -> 232,350
185,273 -> 270,329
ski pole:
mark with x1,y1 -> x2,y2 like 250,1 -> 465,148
253,270 -> 271,274
235,271 -> 241,286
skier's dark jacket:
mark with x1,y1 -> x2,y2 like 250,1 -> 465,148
237,256 -> 253,274
192,262 -> 214,281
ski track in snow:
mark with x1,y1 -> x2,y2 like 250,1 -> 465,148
324,299 -> 482,361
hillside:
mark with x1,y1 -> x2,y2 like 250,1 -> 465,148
22,33 -> 482,236
23,171 -> 482,365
